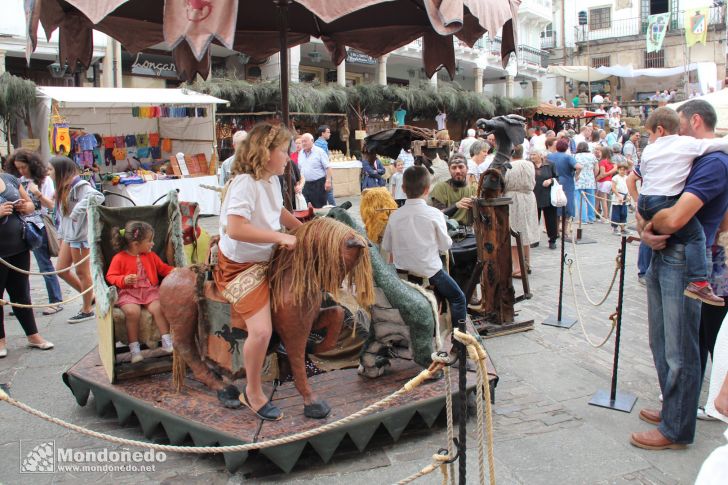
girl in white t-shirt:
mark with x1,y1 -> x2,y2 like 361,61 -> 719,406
214,123 -> 301,421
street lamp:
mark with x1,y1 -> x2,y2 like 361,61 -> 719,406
578,10 -> 591,103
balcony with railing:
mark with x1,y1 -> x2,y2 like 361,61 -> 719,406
519,0 -> 553,23
575,5 -> 724,43
517,45 -> 549,68
540,33 -> 556,49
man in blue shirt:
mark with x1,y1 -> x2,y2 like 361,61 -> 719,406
299,133 -> 332,208
635,100 -> 728,450
315,125 -> 336,206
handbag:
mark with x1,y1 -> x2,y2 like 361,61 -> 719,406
550,179 -> 568,208
42,213 -> 60,257
17,214 -> 43,250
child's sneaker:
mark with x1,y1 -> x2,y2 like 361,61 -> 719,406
684,282 -> 725,306
161,334 -> 174,353
612,227 -> 621,235
129,341 -> 144,364
67,310 -> 94,324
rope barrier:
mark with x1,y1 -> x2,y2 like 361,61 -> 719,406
565,256 -> 617,348
0,253 -> 91,276
0,364 -> 444,455
0,284 -> 94,309
567,225 -> 620,306
394,452 -> 453,485
577,191 -> 635,229
0,323 -> 498,483
453,330 -> 496,485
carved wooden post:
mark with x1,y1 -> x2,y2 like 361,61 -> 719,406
472,115 -> 530,332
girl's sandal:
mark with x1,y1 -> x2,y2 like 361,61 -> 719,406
240,389 -> 283,421
42,305 -> 63,316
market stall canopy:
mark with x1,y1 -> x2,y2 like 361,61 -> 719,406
528,103 -> 583,118
667,88 -> 728,135
26,0 -> 520,81
548,62 -> 716,82
36,87 -> 228,108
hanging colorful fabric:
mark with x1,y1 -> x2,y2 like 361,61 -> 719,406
53,124 -> 71,154
161,138 -> 172,152
148,132 -> 160,147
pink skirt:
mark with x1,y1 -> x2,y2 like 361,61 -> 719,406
116,285 -> 160,307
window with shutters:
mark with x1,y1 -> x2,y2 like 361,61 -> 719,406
589,7 -> 612,30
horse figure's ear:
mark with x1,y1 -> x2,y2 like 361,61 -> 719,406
346,238 -> 366,249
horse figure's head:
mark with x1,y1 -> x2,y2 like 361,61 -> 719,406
269,217 -> 375,311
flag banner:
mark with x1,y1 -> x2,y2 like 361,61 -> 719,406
646,13 -> 670,53
685,7 -> 710,47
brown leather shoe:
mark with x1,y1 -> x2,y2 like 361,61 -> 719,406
639,408 -> 661,425
630,429 -> 687,450
684,283 -> 725,306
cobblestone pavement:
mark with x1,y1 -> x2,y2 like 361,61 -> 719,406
1,198 -> 726,484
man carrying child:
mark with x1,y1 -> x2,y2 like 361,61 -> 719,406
381,166 -> 467,329
634,102 -> 728,450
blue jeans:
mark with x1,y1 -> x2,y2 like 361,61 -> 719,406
646,244 -> 702,443
429,269 -> 466,327
639,194 -> 707,282
32,226 -> 63,304
575,188 -> 595,223
610,203 -> 627,227
637,242 -> 652,277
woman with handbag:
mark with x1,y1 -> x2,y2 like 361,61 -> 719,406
0,171 -> 54,358
531,150 -> 559,249
505,145 -> 539,278
4,150 -> 63,315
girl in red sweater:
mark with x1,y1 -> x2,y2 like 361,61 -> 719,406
106,221 -> 175,363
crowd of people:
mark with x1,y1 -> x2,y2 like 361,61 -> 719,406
0,151 -> 103,358
1,101 -> 726,472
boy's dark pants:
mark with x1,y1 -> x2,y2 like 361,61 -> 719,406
638,194 -> 707,282
429,269 -> 467,326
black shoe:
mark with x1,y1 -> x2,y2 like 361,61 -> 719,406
67,311 -> 95,324
548,242 -> 557,250
530,242 -> 539,248
240,389 -> 283,421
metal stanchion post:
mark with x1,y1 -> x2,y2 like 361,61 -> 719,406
542,215 -> 577,328
588,234 -> 637,412
570,191 -> 596,245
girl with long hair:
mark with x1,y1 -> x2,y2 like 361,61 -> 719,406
216,123 -> 301,420
51,157 -> 105,323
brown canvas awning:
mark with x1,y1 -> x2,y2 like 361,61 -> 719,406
26,0 -> 520,81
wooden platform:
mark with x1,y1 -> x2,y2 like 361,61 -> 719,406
63,347 -> 497,473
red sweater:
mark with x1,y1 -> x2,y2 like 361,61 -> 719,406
106,251 -> 175,289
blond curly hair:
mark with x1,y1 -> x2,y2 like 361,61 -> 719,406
231,122 -> 292,180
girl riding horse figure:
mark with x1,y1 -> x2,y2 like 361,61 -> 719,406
160,123 -> 374,420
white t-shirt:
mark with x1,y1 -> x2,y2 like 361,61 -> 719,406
592,94 -> 604,103
381,199 -> 451,278
530,134 -> 546,152
390,172 -> 406,200
458,137 -> 477,161
609,106 -> 622,117
20,176 -> 54,217
611,174 -> 629,205
218,174 -> 283,263
639,134 -> 728,196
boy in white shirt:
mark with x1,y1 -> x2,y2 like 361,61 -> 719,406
381,165 -> 466,326
637,107 -> 728,306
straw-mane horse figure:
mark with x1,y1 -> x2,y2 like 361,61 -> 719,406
160,217 -> 374,419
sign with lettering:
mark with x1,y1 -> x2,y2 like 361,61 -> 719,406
125,53 -> 179,79
346,49 -> 376,65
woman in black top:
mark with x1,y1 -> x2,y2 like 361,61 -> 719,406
0,172 -> 54,358
530,150 -> 558,249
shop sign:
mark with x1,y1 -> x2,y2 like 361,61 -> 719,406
129,53 -> 178,79
346,50 -> 376,65
21,139 -> 40,151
